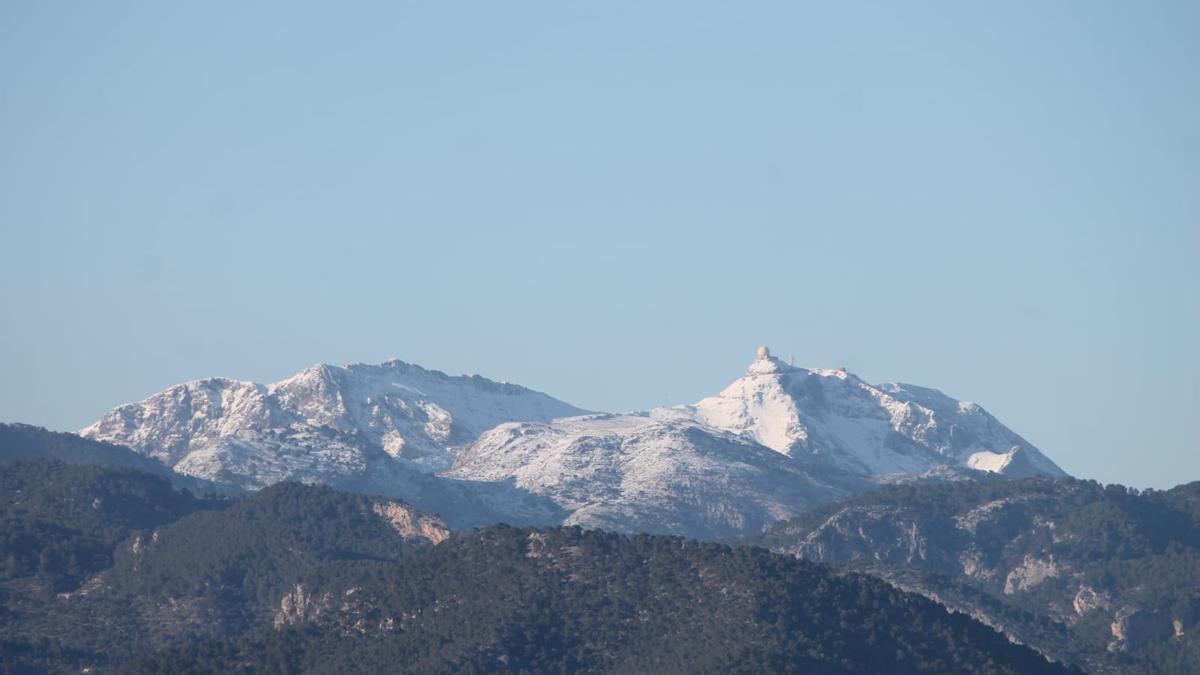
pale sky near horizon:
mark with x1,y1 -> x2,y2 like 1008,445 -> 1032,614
2,2 -> 1197,488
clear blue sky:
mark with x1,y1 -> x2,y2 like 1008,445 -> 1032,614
2,2 -> 1196,488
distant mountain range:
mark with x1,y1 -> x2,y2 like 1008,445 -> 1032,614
75,348 -> 1065,537
7,349 -> 1196,673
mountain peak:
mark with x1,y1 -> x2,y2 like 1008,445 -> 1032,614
689,353 -> 1065,479
80,357 -> 589,481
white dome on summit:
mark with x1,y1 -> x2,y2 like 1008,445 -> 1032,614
756,346 -> 771,361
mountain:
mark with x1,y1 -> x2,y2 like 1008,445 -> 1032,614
447,348 -> 1065,537
758,478 -> 1200,674
675,348 -> 1065,478
80,358 -> 586,481
78,349 -> 1066,538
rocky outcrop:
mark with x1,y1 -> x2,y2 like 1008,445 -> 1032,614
1072,586 -> 1111,616
274,583 -> 332,629
371,500 -> 449,544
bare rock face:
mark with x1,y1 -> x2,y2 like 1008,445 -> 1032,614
371,500 -> 449,545
274,583 -> 332,629
274,584 -> 407,637
1073,586 -> 1112,616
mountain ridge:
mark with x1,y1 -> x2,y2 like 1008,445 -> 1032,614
757,477 -> 1200,674
674,352 -> 1065,477
80,358 -> 588,479
78,349 -> 1068,537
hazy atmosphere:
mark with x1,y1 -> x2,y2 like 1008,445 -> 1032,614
2,2 -> 1197,489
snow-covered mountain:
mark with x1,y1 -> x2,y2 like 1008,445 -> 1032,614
79,349 -> 1065,537
80,359 -> 588,486
674,348 -> 1065,478
444,347 -> 1063,536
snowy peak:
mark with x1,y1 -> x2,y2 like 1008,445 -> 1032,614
446,345 -> 1069,540
79,377 -> 278,466
682,348 -> 1065,479
80,359 -> 589,485
76,347 -> 1067,539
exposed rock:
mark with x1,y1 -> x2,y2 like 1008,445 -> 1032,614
1073,586 -> 1111,616
274,583 -> 332,629
371,500 -> 449,544
1004,555 -> 1060,595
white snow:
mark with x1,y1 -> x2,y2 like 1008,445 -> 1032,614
79,359 -> 589,484
447,413 -> 851,539
967,450 -> 1015,473
675,357 -> 1064,478
77,349 -> 1067,538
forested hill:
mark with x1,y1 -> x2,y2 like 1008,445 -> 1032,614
759,477 -> 1200,674
0,458 -> 1072,674
0,459 -> 220,594
124,524 -> 1073,675
0,459 -> 445,674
